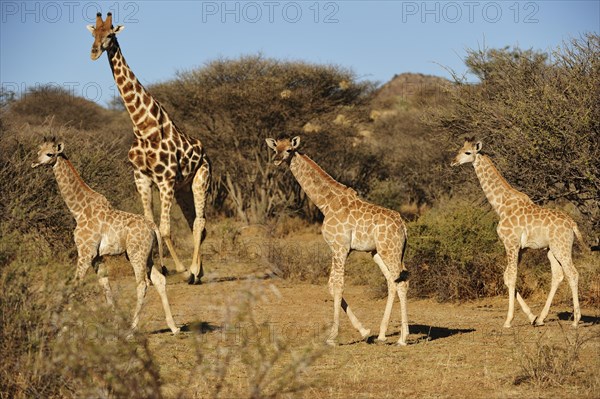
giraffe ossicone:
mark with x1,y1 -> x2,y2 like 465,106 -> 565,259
452,138 -> 583,328
88,12 -> 210,284
32,139 -> 180,335
266,136 -> 410,346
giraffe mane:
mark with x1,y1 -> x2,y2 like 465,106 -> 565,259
297,153 -> 352,193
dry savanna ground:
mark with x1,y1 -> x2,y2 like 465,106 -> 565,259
94,219 -> 600,399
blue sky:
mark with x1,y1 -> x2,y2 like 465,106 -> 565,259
1,1 -> 598,107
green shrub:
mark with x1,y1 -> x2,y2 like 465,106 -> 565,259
7,85 -> 109,130
0,121 -> 136,253
406,199 -> 505,301
430,34 -> 600,231
150,55 -> 380,223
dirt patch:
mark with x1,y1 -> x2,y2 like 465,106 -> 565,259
105,253 -> 600,398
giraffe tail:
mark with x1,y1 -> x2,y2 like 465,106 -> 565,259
572,223 -> 593,253
395,226 -> 409,284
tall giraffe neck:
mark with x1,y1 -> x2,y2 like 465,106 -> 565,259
107,39 -> 165,137
472,154 -> 532,217
290,153 -> 353,214
53,157 -> 103,219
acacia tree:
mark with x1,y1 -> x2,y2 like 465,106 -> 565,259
150,55 -> 379,223
431,34 -> 600,230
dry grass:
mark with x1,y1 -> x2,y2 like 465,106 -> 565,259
513,325 -> 600,390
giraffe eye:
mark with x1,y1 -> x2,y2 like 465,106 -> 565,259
46,153 -> 54,157
465,151 -> 472,155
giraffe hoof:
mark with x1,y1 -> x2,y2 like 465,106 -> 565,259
187,274 -> 202,285
172,327 -> 181,335
396,340 -> 408,347
534,319 -> 545,327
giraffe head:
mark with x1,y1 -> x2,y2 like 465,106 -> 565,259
451,138 -> 482,167
86,12 -> 124,60
31,140 -> 65,168
265,136 -> 301,166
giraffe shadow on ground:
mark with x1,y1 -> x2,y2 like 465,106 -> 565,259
344,324 -> 476,346
408,324 -> 476,343
151,321 -> 221,335
557,312 -> 600,325
206,273 -> 274,284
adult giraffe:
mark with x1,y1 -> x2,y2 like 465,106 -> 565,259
87,12 -> 209,284
452,138 -> 583,328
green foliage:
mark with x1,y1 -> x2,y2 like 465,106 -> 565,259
150,55 -> 380,223
431,34 -> 600,230
367,74 -> 454,211
406,199 -> 505,301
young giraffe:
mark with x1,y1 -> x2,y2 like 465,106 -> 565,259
87,12 -> 209,284
451,139 -> 583,328
266,137 -> 409,346
32,139 -> 180,334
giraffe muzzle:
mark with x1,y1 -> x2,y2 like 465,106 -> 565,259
90,48 -> 102,60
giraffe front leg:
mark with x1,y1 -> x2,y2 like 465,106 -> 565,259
189,161 -> 210,285
73,237 -> 97,283
503,247 -> 519,328
134,171 -> 155,223
326,250 -> 349,346
96,262 -> 114,308
157,181 -> 186,273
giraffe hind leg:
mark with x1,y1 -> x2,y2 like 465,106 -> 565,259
372,253 -> 397,342
550,249 -> 580,327
532,250 -> 565,326
150,267 -> 180,334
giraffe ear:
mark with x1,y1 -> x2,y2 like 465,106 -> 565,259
290,136 -> 301,149
86,25 -> 95,35
55,142 -> 65,154
265,138 -> 277,150
113,25 -> 125,35
475,141 -> 483,152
